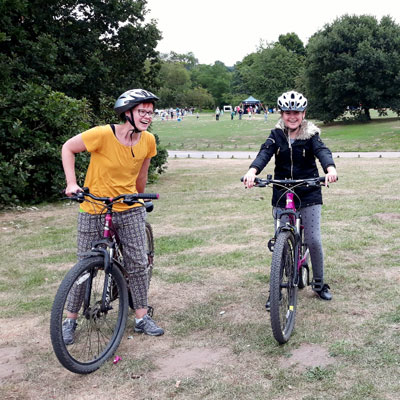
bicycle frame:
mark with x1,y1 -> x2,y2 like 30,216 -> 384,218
72,191 -> 158,315
273,192 -> 303,287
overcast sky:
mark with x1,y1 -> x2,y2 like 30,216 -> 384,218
145,0 -> 400,66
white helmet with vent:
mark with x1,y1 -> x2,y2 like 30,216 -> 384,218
277,91 -> 308,111
114,89 -> 159,115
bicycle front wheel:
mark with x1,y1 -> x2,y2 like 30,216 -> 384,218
269,231 -> 298,344
145,221 -> 154,287
50,256 -> 128,374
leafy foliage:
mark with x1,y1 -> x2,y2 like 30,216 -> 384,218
0,83 -> 91,206
305,15 -> 400,122
234,43 -> 304,107
0,0 -> 161,111
0,0 -> 169,206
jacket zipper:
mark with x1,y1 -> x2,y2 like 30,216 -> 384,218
286,131 -> 294,179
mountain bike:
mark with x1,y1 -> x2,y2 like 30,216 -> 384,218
50,188 -> 158,374
250,175 -> 329,344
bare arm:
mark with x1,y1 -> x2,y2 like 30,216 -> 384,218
136,158 -> 151,193
61,134 -> 87,196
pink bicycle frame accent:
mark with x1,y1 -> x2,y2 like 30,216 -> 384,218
104,213 -> 112,238
285,192 -> 307,270
286,192 -> 295,210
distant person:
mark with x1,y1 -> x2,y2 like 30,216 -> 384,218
242,90 -> 338,308
238,107 -> 243,120
231,110 -> 235,120
215,107 -> 220,121
264,109 -> 268,122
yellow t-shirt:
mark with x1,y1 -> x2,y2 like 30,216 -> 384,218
80,125 -> 157,214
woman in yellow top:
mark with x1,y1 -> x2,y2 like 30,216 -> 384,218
61,89 -> 164,344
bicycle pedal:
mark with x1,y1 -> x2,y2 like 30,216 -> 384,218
268,238 -> 275,252
311,278 -> 323,291
147,305 -> 154,318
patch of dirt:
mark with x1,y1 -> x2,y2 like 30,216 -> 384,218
279,343 -> 335,372
374,213 -> 400,221
0,204 -> 76,225
0,347 -> 25,382
365,266 -> 400,283
185,243 -> 248,255
150,347 -> 231,380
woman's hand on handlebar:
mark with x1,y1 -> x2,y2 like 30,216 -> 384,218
326,166 -> 338,186
243,168 -> 258,189
65,183 -> 82,197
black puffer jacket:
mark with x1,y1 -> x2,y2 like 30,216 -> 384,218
250,119 -> 335,208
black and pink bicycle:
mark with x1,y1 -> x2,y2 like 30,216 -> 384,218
50,188 -> 158,374
250,175 -> 330,344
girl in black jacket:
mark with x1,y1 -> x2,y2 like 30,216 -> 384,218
243,91 -> 338,304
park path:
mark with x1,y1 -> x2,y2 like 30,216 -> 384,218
168,150 -> 400,159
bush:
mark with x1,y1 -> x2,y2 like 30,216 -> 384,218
149,133 -> 168,183
0,83 -> 91,206
0,85 -> 168,207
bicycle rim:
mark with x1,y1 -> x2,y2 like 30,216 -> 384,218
269,231 -> 298,344
50,257 -> 128,374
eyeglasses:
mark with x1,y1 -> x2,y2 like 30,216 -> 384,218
137,109 -> 155,117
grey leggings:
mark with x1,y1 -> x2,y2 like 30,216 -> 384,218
66,207 -> 149,313
274,204 -> 324,283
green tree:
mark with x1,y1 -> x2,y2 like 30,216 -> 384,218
0,1 -> 168,206
191,61 -> 233,106
305,15 -> 400,122
183,87 -> 214,110
235,43 -> 304,107
0,84 -> 91,205
157,62 -> 191,107
160,51 -> 199,70
278,33 -> 306,56
0,0 -> 161,111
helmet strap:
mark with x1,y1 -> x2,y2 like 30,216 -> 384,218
126,109 -> 140,134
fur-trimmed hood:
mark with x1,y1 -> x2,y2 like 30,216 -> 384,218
275,118 -> 321,140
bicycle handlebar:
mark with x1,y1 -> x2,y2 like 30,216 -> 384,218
66,187 -> 159,205
241,175 -> 329,187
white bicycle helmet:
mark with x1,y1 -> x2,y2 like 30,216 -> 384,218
114,89 -> 159,116
277,91 -> 308,111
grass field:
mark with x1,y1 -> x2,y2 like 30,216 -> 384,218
0,157 -> 399,399
152,110 -> 400,152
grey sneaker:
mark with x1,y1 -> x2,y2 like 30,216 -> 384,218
62,318 -> 77,345
134,315 -> 164,336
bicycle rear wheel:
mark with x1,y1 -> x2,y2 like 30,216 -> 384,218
50,256 -> 128,374
269,231 -> 298,344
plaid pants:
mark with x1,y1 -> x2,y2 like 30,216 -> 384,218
66,206 -> 149,313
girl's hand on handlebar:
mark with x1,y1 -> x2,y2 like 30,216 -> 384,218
65,183 -> 82,197
243,168 -> 257,188
326,166 -> 338,186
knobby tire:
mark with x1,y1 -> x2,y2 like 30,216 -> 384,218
269,231 -> 298,344
50,256 -> 128,374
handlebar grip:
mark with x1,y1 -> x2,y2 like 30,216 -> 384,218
135,193 -> 159,200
